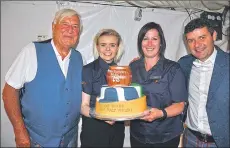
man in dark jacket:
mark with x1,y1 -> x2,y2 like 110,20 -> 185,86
178,18 -> 229,148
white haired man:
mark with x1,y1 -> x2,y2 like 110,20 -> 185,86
2,9 -> 83,147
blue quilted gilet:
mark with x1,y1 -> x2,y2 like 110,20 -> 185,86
20,41 -> 82,147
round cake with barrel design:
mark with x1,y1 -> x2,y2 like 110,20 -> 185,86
95,66 -> 147,120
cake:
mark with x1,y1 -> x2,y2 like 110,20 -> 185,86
94,66 -> 147,119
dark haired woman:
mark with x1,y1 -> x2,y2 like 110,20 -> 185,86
129,22 -> 188,147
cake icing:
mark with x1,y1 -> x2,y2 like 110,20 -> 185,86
97,85 -> 142,103
95,83 -> 147,119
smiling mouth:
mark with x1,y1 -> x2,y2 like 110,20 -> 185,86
195,48 -> 204,53
64,36 -> 73,38
146,49 -> 154,52
146,47 -> 154,50
103,53 -> 112,56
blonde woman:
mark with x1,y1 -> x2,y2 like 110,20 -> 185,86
80,29 -> 125,147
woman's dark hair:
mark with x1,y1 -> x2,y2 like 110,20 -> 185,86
137,22 -> 166,57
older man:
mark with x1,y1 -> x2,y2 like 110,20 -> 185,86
179,18 -> 229,147
2,9 -> 83,147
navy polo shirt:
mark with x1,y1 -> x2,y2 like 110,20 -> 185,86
129,56 -> 188,144
82,57 -> 116,108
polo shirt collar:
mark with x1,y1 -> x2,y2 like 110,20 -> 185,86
140,55 -> 165,72
98,56 -> 116,71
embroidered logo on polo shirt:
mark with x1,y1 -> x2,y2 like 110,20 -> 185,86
149,76 -> 161,83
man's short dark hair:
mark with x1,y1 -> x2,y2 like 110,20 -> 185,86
184,18 -> 215,36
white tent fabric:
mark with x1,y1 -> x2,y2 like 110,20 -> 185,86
57,1 -> 229,65
78,1 -> 229,11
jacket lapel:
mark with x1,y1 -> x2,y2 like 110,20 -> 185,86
207,48 -> 227,103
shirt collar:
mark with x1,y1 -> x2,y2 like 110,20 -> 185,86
140,55 -> 165,71
51,39 -> 71,60
98,56 -> 116,71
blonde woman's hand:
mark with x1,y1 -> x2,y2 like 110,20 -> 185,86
105,120 -> 115,125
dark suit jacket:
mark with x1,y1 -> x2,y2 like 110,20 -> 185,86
178,46 -> 229,148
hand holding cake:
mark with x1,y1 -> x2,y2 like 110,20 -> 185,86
105,120 -> 115,125
140,108 -> 164,122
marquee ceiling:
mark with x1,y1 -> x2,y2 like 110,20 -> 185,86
78,1 -> 229,12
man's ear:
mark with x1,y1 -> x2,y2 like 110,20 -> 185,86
212,30 -> 217,41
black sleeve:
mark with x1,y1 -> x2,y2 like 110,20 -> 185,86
82,66 -> 93,95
